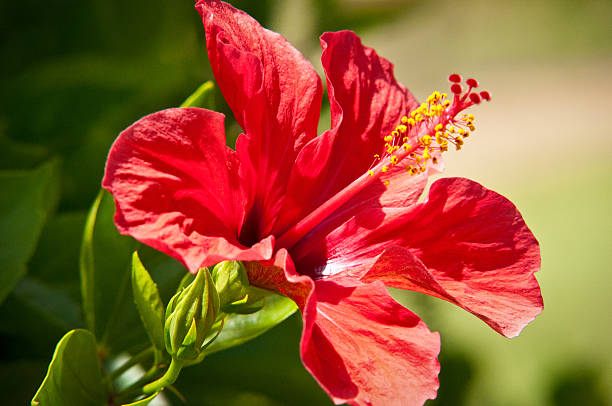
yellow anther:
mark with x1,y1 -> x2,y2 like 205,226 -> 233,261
383,180 -> 390,186
427,91 -> 441,104
374,154 -> 380,159
368,170 -> 374,177
420,135 -> 432,145
379,86 -> 483,179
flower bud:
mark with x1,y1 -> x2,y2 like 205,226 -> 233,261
211,261 -> 249,309
164,267 -> 220,361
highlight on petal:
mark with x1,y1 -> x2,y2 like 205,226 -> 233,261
273,30 -> 421,236
302,277 -> 440,406
103,107 -> 273,272
196,0 -> 323,239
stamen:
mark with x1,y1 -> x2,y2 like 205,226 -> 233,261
276,74 -> 491,250
366,73 -> 490,180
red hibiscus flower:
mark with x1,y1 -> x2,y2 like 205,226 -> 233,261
103,1 -> 543,404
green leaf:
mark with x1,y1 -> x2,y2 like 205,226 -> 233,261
80,190 -> 138,353
131,252 -> 165,352
13,277 -> 83,330
0,159 -> 60,304
205,294 -> 298,355
31,329 -> 107,406
79,189 -> 185,355
121,392 -> 160,406
180,81 -> 215,108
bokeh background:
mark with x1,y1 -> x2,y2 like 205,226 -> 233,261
1,0 -> 611,405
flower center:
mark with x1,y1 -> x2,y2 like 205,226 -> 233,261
276,74 -> 490,250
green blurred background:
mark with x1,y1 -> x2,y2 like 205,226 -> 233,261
1,0 -> 611,405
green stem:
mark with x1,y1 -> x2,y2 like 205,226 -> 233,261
105,347 -> 154,383
112,366 -> 162,404
142,357 -> 184,395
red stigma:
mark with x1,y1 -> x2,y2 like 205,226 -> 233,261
479,91 -> 491,101
448,73 -> 462,83
466,78 -> 479,88
469,93 -> 481,104
451,83 -> 463,94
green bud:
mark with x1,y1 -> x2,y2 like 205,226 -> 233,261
212,261 -> 249,309
163,268 -> 220,361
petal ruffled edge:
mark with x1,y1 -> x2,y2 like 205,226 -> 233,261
289,176 -> 542,338
197,0 -> 323,239
246,254 -> 440,406
366,177 -> 543,338
272,30 -> 422,237
303,277 -> 440,406
103,107 -> 274,272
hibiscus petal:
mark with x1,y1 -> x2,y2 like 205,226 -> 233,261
245,251 -> 440,405
103,107 -> 273,272
273,30 -> 421,236
292,177 -> 542,338
303,277 -> 440,406
196,0 -> 323,239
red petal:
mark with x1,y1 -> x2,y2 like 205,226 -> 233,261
367,177 -> 543,338
303,278 -> 440,405
273,30 -> 421,236
103,108 -> 273,272
196,0 -> 323,239
291,177 -> 542,338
